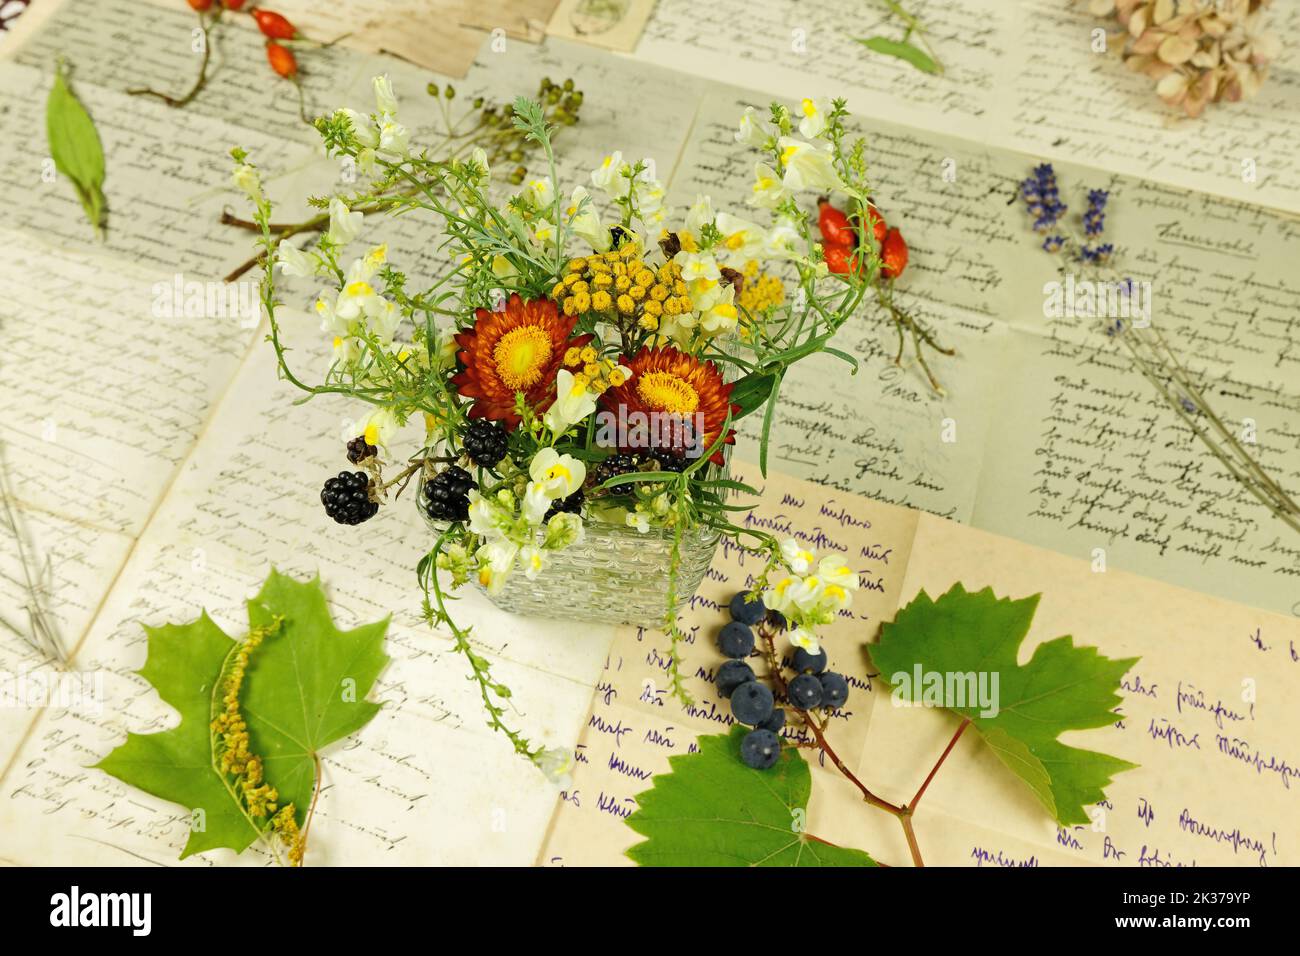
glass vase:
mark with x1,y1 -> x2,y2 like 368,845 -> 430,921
419,468 -> 725,628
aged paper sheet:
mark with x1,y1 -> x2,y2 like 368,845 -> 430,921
1,0 -> 1296,867
541,467 -> 1300,867
634,0 -> 1300,213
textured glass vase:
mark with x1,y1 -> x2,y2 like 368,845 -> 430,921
474,518 -> 721,626
419,473 -> 724,627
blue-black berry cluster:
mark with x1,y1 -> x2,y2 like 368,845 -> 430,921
716,590 -> 785,770
715,589 -> 851,770
423,465 -> 474,522
320,471 -> 378,525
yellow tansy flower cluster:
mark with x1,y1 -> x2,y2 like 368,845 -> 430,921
552,246 -> 693,332
210,615 -> 306,866
562,344 -> 627,394
737,260 -> 785,313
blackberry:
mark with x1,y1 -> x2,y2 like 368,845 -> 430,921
321,471 -> 378,525
346,435 -> 377,464
544,488 -> 585,523
589,453 -> 639,489
588,451 -> 689,492
462,418 -> 508,468
648,451 -> 691,473
423,465 -> 474,522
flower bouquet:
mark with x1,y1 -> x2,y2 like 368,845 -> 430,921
234,81 -> 945,764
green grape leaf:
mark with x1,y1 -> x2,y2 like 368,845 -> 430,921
96,570 -> 389,859
45,60 -> 107,237
856,36 -> 940,74
870,584 -> 1137,826
625,727 -> 877,866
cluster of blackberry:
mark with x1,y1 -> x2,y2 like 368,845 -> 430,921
321,435 -> 381,526
346,436 -> 377,464
423,465 -> 474,522
321,471 -> 378,525
715,590 -> 851,770
462,419 -> 508,468
588,451 -> 690,491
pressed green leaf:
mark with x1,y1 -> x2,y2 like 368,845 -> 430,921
241,570 -> 390,819
870,584 -> 1137,826
95,613 -> 260,858
96,570 -> 390,860
625,727 -> 877,867
45,60 -> 107,236
857,36 -> 940,74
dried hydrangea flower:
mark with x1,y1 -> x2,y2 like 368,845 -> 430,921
1089,0 -> 1279,117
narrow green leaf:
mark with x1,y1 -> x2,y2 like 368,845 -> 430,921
857,36 -> 940,74
45,60 -> 107,237
758,370 -> 784,477
625,728 -> 877,866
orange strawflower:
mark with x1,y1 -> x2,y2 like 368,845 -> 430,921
600,345 -> 738,466
452,294 -> 592,428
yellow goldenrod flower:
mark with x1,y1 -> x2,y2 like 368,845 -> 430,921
616,294 -> 635,315
629,284 -> 647,301
579,346 -> 597,363
573,291 -> 591,312
591,290 -> 613,311
564,346 -> 582,366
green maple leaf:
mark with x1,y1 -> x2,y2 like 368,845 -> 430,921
870,584 -> 1137,826
625,727 -> 877,867
96,570 -> 389,859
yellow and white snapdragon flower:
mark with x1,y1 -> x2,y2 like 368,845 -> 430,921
776,136 -> 844,194
734,106 -> 774,149
327,197 -> 364,247
463,451 -> 588,593
317,245 -> 399,341
565,185 -> 609,252
797,97 -> 828,139
763,541 -> 860,654
275,238 -> 321,278
748,162 -> 788,210
231,162 -> 263,201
